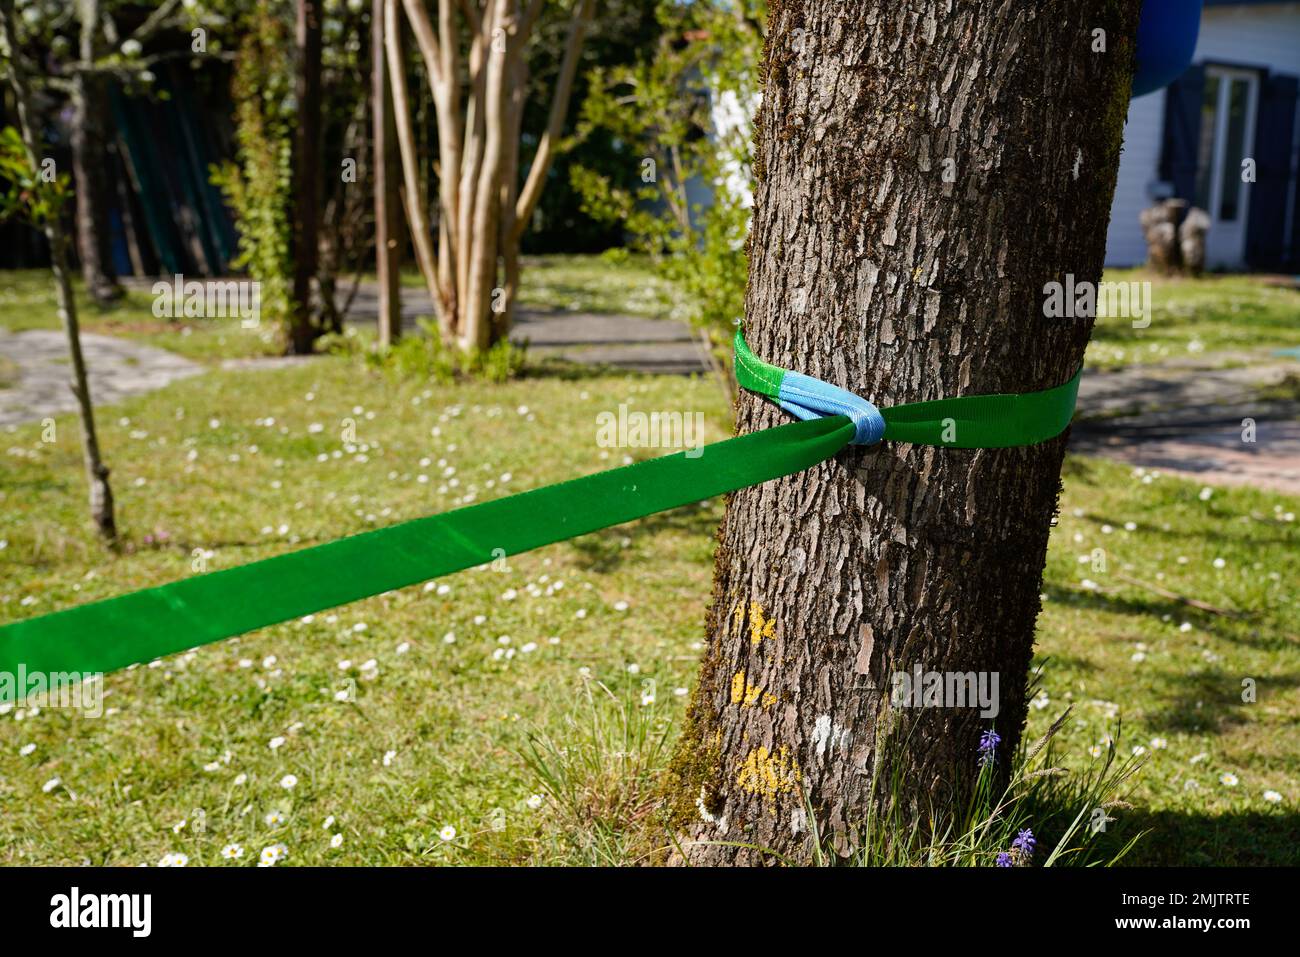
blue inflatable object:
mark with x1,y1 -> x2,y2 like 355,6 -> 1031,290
1131,0 -> 1203,98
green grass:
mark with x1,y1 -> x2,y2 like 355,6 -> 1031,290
0,271 -> 279,364
2,257 -> 1298,865
10,260 -> 1294,373
0,346 -> 1296,865
1087,270 -> 1300,369
397,253 -> 676,320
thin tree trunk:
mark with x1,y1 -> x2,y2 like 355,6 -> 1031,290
373,0 -> 402,346
1,0 -> 116,541
460,0 -> 511,353
669,0 -> 1139,864
385,0 -> 447,335
289,0 -> 323,354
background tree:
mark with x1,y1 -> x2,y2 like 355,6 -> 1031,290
668,0 -> 1141,864
1,0 -> 115,540
289,0 -> 323,354
211,0 -> 370,352
385,0 -> 595,352
15,0 -> 213,305
573,0 -> 763,392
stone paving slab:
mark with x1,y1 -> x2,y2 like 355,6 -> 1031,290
0,328 -> 202,427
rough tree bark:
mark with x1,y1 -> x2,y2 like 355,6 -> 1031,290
289,0 -> 324,354
1,0 -> 116,541
669,0 -> 1140,864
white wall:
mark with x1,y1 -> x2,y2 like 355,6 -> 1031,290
1104,2 -> 1300,266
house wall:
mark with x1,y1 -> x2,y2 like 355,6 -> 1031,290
1104,1 -> 1300,266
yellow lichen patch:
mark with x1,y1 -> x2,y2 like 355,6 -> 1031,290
730,671 -> 746,704
735,745 -> 802,799
747,601 -> 776,645
762,692 -> 778,708
730,670 -> 765,707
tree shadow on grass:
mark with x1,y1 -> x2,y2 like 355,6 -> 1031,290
1038,583 -> 1284,652
1143,667 -> 1300,737
564,500 -> 721,574
1095,808 -> 1300,866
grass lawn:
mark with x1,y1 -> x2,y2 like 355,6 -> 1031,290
1087,269 -> 1300,369
2,256 -> 1298,865
0,342 -> 1296,865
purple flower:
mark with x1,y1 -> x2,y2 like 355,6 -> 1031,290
1012,828 -> 1036,858
995,851 -> 1013,868
978,729 -> 1001,766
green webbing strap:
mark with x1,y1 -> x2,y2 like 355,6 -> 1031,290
734,329 -> 1082,450
0,332 -> 1080,690
0,416 -> 854,686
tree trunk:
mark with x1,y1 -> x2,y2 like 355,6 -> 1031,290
669,0 -> 1139,864
51,232 -> 117,540
70,72 -> 122,304
70,0 -> 122,305
374,0 -> 403,346
0,0 -> 116,541
289,0 -> 323,354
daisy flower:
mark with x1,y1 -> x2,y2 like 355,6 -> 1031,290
258,844 -> 287,867
1220,773 -> 1239,787
158,852 -> 188,867
439,825 -> 457,842
221,844 -> 244,860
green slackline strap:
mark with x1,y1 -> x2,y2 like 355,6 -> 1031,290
734,329 -> 1082,450
0,416 -> 854,688
0,333 -> 1080,690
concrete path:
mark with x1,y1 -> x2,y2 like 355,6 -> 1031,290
0,328 -> 202,428
342,284 -> 712,375
1070,359 -> 1300,494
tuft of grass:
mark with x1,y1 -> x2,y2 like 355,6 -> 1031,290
514,681 -> 674,865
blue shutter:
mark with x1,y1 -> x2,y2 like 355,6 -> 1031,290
1246,72 -> 1299,270
1160,65 -> 1207,203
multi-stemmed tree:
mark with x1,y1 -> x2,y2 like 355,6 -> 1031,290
382,0 -> 595,352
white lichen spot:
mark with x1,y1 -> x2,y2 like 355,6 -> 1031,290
1072,147 -> 1083,181
812,714 -> 851,760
